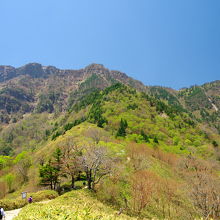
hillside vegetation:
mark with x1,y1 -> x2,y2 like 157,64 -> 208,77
0,64 -> 219,219
15,190 -> 136,220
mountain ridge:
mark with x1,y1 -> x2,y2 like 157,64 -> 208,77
0,62 -> 219,90
0,62 -> 219,133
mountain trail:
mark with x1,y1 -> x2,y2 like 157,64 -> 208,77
5,200 -> 52,220
5,208 -> 21,220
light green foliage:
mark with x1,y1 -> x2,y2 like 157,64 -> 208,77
14,151 -> 28,164
4,173 -> 15,192
48,83 -> 213,157
0,156 -> 12,169
100,85 -> 211,156
173,136 -> 180,145
127,133 -> 145,143
15,190 -> 135,220
0,113 -> 53,154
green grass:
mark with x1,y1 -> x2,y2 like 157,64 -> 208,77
15,190 -> 136,220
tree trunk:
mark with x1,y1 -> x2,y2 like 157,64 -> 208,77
71,175 -> 75,189
86,170 -> 92,190
88,179 -> 92,189
54,182 -> 56,190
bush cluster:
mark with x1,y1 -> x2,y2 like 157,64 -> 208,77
0,190 -> 58,210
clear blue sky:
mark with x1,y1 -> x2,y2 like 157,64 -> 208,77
0,0 -> 219,89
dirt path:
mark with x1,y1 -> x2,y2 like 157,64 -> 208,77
5,200 -> 51,220
5,208 -> 21,220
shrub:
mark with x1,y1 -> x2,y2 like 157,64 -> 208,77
130,170 -> 159,215
31,190 -> 58,202
212,140 -> 218,147
15,190 -> 135,220
0,190 -> 58,210
4,173 -> 15,192
0,198 -> 27,210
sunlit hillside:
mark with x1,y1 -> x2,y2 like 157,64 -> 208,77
0,66 -> 219,219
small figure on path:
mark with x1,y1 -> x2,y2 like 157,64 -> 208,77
28,196 -> 33,204
0,207 -> 5,220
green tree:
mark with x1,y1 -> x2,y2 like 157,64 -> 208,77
53,148 -> 62,171
141,130 -> 150,143
39,148 -> 62,190
212,140 -> 218,148
89,101 -> 107,128
39,160 -> 59,190
116,119 -> 128,137
153,136 -> 159,144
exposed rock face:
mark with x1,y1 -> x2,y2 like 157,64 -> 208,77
84,63 -> 105,73
17,63 -> 45,78
0,63 -> 147,91
0,63 -> 147,123
0,65 -> 17,82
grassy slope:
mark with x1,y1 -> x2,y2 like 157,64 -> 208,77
15,190 -> 136,220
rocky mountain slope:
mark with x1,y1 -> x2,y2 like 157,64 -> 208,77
0,63 -> 146,123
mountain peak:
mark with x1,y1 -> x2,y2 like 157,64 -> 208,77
17,63 -> 45,78
84,63 -> 110,77
85,63 -> 105,70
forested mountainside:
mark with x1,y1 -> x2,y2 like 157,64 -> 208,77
0,63 -> 219,219
149,81 -> 220,133
0,63 -> 219,131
